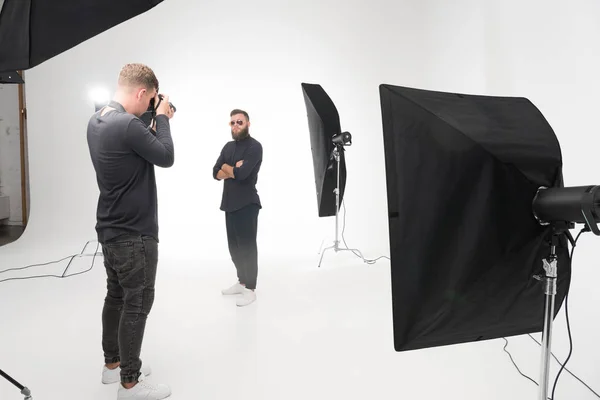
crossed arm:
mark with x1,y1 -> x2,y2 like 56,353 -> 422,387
216,169 -> 230,180
213,143 -> 262,181
217,162 -> 240,179
213,153 -> 242,180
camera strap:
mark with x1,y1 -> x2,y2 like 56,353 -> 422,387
149,96 -> 164,127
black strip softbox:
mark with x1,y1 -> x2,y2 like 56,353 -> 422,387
379,84 -> 571,351
302,83 -> 347,217
0,0 -> 163,72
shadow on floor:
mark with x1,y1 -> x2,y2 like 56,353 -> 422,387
0,224 -> 26,247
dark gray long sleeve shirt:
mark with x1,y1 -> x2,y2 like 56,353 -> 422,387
213,136 -> 262,212
87,100 -> 174,243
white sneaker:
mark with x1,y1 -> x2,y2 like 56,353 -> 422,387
236,288 -> 256,307
222,282 -> 245,295
102,364 -> 152,384
117,372 -> 171,400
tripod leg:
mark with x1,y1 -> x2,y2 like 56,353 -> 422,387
318,245 -> 334,268
318,248 -> 326,268
0,368 -> 32,399
0,368 -> 25,391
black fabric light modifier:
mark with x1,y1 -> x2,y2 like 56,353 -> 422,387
379,84 -> 571,351
0,0 -> 163,72
301,82 -> 348,218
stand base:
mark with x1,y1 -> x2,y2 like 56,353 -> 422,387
319,145 -> 366,268
318,241 -> 365,267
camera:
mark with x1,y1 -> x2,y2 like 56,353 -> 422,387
141,94 -> 176,128
149,94 -> 176,113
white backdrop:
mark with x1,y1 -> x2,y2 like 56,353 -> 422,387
1,0 -> 599,397
3,0 -> 438,264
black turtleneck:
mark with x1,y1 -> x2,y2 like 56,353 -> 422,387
86,101 -> 174,243
213,135 -> 263,212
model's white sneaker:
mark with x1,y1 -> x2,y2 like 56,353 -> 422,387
222,282 -> 245,295
236,288 -> 256,307
102,364 -> 152,384
117,373 -> 171,400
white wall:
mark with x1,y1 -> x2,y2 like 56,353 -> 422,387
5,0 -> 436,262
0,82 -> 23,225
1,0 -> 599,397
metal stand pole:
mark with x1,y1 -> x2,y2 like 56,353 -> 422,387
538,235 -> 558,400
318,145 -> 364,267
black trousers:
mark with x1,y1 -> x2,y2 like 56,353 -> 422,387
101,235 -> 157,383
225,203 -> 260,290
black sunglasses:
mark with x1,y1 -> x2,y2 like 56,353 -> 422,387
229,120 -> 244,126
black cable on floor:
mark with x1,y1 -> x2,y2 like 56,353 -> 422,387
340,199 -> 390,264
0,241 -> 100,284
502,337 -> 541,388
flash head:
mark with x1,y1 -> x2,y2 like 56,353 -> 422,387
332,131 -> 352,146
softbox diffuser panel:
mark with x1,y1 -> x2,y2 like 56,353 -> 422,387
0,0 -> 163,72
301,83 -> 347,217
379,84 -> 571,352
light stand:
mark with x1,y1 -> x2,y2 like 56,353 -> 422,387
538,236 -> 557,400
534,222 -> 573,400
532,185 -> 600,400
0,368 -> 32,399
318,135 -> 365,267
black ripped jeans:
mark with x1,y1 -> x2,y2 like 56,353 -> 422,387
226,203 -> 260,290
101,234 -> 158,384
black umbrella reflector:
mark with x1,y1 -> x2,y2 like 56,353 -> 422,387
0,70 -> 24,84
379,84 -> 573,352
301,83 -> 349,218
0,0 -> 164,72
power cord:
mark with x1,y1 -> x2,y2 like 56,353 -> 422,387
340,199 -> 390,264
503,228 -> 599,399
502,337 -> 542,387
0,241 -> 97,399
527,335 -> 599,398
0,240 -> 100,284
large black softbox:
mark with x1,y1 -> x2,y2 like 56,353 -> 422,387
379,84 -> 572,351
0,0 -> 163,72
301,83 -> 347,217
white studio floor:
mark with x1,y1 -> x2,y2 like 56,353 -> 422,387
0,242 -> 591,400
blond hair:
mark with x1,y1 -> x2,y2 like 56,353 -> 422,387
118,63 -> 159,92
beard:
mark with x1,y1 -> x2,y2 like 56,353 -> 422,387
232,126 -> 250,141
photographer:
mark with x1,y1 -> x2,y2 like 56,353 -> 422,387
86,63 -> 174,400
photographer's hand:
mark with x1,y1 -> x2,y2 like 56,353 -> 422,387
156,94 -> 174,119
